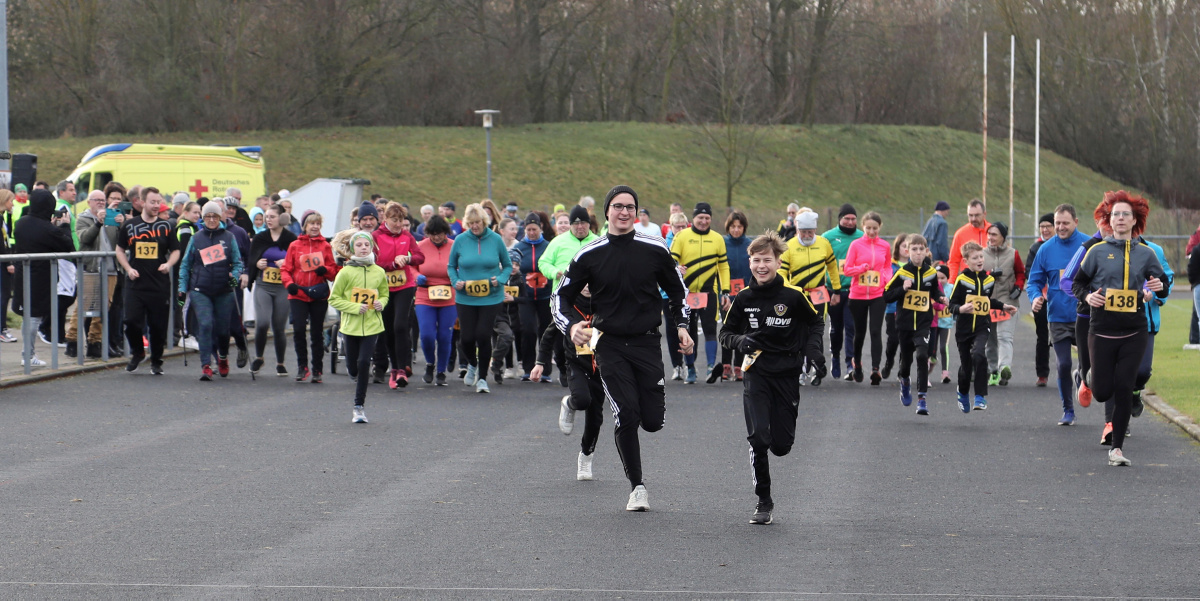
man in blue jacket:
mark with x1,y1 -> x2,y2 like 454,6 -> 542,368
1026,204 -> 1089,426
920,200 -> 951,264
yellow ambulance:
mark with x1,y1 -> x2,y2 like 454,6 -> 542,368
67,143 -> 267,209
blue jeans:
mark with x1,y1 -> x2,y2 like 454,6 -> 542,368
416,304 -> 456,373
190,291 -> 233,367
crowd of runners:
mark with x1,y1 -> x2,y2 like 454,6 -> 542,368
3,180 -> 1177,525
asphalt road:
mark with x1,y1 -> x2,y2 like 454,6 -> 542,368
1,316 -> 1198,600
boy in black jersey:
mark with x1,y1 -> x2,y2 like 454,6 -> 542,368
719,231 -> 825,525
883,235 -> 943,415
947,242 -> 1017,413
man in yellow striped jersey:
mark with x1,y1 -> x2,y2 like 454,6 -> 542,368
779,210 -> 841,385
670,202 -> 730,384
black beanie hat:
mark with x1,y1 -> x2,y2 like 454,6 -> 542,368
603,185 -> 638,215
358,201 -> 379,222
693,202 -> 712,217
991,221 -> 1009,240
1039,213 -> 1054,226
522,212 -> 542,227
569,205 -> 590,224
838,203 -> 857,219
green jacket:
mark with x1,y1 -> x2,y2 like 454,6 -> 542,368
329,262 -> 391,337
539,230 -> 598,288
821,226 -> 863,289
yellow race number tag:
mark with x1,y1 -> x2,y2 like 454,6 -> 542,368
1104,288 -> 1138,313
464,280 -> 491,297
428,285 -> 453,300
902,289 -> 930,312
134,241 -> 158,260
965,294 -> 990,316
504,286 -> 519,298
385,270 -> 406,287
350,287 -> 377,306
262,267 -> 282,284
857,270 -> 881,287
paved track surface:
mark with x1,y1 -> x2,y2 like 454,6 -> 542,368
2,317 -> 1198,599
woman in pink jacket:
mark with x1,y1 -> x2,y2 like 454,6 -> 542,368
372,202 -> 425,389
842,211 -> 893,385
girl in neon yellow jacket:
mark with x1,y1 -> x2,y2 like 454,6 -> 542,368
329,232 -> 391,422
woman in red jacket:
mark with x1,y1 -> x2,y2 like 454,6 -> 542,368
281,211 -> 339,383
372,202 -> 425,388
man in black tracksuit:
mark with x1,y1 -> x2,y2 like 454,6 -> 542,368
719,231 -> 824,525
882,235 -> 944,415
552,185 -> 692,512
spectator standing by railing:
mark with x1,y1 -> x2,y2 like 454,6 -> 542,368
13,190 -> 75,367
0,189 -> 17,344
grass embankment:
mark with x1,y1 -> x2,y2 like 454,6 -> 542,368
1145,295 -> 1200,425
17,122 -> 1130,234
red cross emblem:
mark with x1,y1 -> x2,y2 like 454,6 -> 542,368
188,179 -> 209,199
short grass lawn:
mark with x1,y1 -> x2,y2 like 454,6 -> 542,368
1146,296 -> 1200,424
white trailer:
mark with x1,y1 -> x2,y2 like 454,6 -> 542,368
284,177 -> 371,238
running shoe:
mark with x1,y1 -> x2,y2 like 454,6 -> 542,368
493,369 -> 504,385
869,368 -> 881,386
0,329 -> 17,343
1131,390 -> 1144,418
942,370 -> 951,384
1036,377 -> 1047,387
957,391 -> 970,413
853,361 -> 863,383
276,364 -> 288,376
999,365 -> 1012,386
200,364 -> 214,381
21,354 -> 46,367
559,370 -> 568,387
987,372 -> 1000,387
899,378 -> 912,406
459,367 -> 467,379
723,364 -> 733,381
435,372 -> 447,386
464,365 -> 478,386
476,378 -> 490,393
1100,422 -> 1114,446
973,395 -> 987,411
126,354 -> 145,373
389,369 -> 401,390
311,371 -> 323,384
151,363 -> 164,376
540,376 -> 552,384
749,501 -> 774,525
559,395 -> 575,435
686,366 -> 697,384
881,361 -> 893,380
86,342 -> 102,358
1078,383 -> 1092,408
372,367 -> 387,384
915,396 -> 928,416
250,357 -> 264,375
1108,448 -> 1131,466
180,336 -> 199,350
352,405 -> 368,424
577,451 -> 594,481
217,358 -> 230,378
830,361 -> 841,380
706,364 -> 723,384
1058,410 -> 1075,426
671,365 -> 684,381
521,373 -> 532,382
424,365 -> 435,384
236,348 -> 248,369
734,367 -> 743,381
395,369 -> 409,389
626,485 -> 649,512
296,366 -> 310,382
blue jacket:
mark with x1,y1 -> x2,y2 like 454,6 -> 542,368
510,235 -> 552,302
1025,229 -> 1089,323
1141,238 -> 1173,333
724,234 -> 751,286
179,224 -> 244,296
921,213 -> 950,263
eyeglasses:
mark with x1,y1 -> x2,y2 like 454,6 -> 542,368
1110,211 -> 1133,218
609,204 -> 637,213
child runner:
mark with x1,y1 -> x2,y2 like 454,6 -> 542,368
719,230 -> 825,525
329,231 -> 390,423
947,242 -> 1017,413
882,235 -> 943,415
881,233 -> 909,380
934,265 -> 955,384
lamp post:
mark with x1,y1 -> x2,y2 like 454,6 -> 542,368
474,109 -> 500,200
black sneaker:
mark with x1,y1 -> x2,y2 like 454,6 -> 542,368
236,348 -> 248,369
493,370 -> 504,385
250,357 -> 265,375
1131,390 -> 1145,418
435,372 -> 447,386
750,501 -> 774,525
108,345 -> 125,358
65,342 -> 78,358
424,364 -> 435,384
881,361 -> 893,380
312,371 -> 323,384
276,364 -> 288,376
459,368 -> 468,379
150,363 -> 164,376
126,354 -> 145,372
853,362 -> 864,383
86,342 -> 102,358
869,369 -> 881,386
372,367 -> 387,384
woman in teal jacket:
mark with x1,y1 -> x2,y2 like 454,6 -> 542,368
448,203 -> 512,393
330,231 -> 390,423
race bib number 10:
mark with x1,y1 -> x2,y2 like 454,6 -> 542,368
299,252 -> 324,272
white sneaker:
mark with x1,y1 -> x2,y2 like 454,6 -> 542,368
1184,343 -> 1200,350
475,378 -> 490,393
626,485 -> 649,511
465,365 -> 478,386
22,354 -> 47,367
671,365 -> 684,381
577,451 -> 594,480
0,329 -> 17,343
1108,448 -> 1131,466
180,336 -> 200,350
352,405 -> 368,424
559,395 -> 576,435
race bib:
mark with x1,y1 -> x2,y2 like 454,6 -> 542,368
262,267 -> 282,284
1104,288 -> 1138,313
965,294 -> 990,316
838,259 -> 846,274
730,279 -> 745,295
902,289 -> 930,312
463,279 -> 491,297
741,350 -> 762,372
350,287 -> 377,306
990,308 -> 1012,322
504,285 -> 519,299
299,252 -> 324,272
936,305 -> 953,319
857,270 -> 881,287
805,287 -> 830,305
428,285 -> 453,300
385,270 -> 406,287
686,292 -> 708,309
575,327 -> 594,356
199,244 -> 226,266
134,241 -> 158,260
525,272 -> 548,289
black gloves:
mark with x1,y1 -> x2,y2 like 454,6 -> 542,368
990,270 -> 1003,278
1009,288 -> 1021,300
287,283 -> 300,295
176,292 -> 187,307
736,335 -> 758,355
811,357 -> 827,379
315,266 -> 328,276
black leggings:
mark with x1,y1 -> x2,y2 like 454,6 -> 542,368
1090,330 -> 1147,451
344,333 -> 379,406
884,312 -> 898,367
849,297 -> 886,370
289,299 -> 327,373
374,287 -> 415,372
457,303 -> 501,369
956,326 -> 990,397
1075,316 -> 1091,381
518,298 -> 552,375
898,328 -> 931,393
662,298 -> 682,368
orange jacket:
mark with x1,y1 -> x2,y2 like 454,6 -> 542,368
947,220 -> 990,278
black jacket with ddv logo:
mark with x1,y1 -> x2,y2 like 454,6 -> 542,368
719,274 -> 823,377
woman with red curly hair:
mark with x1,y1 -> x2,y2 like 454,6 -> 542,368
1059,198 -> 1119,409
1070,191 -> 1167,467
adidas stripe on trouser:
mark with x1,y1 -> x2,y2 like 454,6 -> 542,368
743,370 -> 799,502
565,354 -> 605,457
596,333 -> 666,489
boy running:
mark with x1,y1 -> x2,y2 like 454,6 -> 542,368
882,235 -> 944,415
719,231 -> 825,525
947,242 -> 1017,413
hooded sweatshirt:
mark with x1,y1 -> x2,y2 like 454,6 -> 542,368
329,260 -> 390,337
